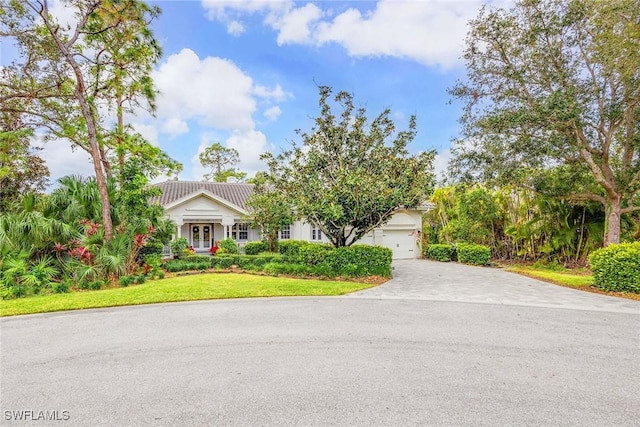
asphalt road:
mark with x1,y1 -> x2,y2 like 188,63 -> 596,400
1,261 -> 639,426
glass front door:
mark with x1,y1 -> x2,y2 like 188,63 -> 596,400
191,224 -> 211,250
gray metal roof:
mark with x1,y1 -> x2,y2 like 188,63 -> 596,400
152,181 -> 255,211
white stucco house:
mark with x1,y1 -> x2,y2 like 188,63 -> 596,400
153,181 -> 429,259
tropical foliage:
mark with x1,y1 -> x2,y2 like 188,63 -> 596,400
0,173 -> 174,299
450,0 -> 640,245
426,184 -> 639,264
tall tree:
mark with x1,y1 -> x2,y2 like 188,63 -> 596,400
0,0 -> 163,240
245,177 -> 294,252
199,142 -> 246,182
449,0 -> 640,245
262,86 -> 435,247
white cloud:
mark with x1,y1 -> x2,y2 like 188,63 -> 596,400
34,137 -> 96,188
160,118 -> 189,137
263,106 -> 282,121
433,148 -> 452,183
131,123 -> 160,146
252,83 -> 289,101
272,3 -> 323,45
190,136 -> 212,181
153,49 -> 288,135
313,0 -> 482,69
227,20 -> 245,35
201,0 -> 489,69
153,48 -> 257,131
225,130 -> 269,176
201,0 -> 290,20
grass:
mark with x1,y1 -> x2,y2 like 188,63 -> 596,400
0,273 -> 375,317
507,266 -> 594,288
506,264 -> 640,301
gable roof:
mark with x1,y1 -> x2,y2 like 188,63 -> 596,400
152,181 -> 254,210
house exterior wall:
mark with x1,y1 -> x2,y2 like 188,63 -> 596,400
164,194 -> 423,259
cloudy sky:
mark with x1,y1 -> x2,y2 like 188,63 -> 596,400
3,0 -> 506,185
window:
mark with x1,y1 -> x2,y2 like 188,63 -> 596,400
279,225 -> 291,240
311,225 -> 322,241
232,223 -> 248,241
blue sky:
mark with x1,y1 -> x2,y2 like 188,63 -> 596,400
4,0 -> 503,185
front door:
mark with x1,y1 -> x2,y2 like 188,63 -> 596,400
191,224 -> 211,250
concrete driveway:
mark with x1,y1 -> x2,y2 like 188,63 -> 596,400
350,259 -> 640,314
1,260 -> 639,426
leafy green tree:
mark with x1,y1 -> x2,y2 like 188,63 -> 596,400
449,0 -> 640,245
199,142 -> 246,182
262,86 -> 435,247
0,113 -> 49,210
245,181 -> 294,252
0,0 -> 164,240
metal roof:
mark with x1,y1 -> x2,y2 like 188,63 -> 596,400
152,181 -> 255,210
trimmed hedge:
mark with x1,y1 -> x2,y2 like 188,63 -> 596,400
425,244 -> 456,262
244,241 -> 268,255
456,243 -> 491,266
164,253 -> 285,273
589,242 -> 640,293
278,240 -> 311,262
322,245 -> 393,277
299,243 -> 334,265
162,242 -> 392,278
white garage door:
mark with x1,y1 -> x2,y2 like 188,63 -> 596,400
383,230 -> 418,259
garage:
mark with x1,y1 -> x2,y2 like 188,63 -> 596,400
382,229 -> 419,259
377,211 -> 422,260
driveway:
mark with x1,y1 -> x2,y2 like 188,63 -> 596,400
349,259 -> 640,314
1,261 -> 638,426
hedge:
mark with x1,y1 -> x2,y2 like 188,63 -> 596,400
589,242 -> 640,293
425,244 -> 455,262
456,243 -> 491,266
244,241 -> 268,255
299,243 -> 334,265
278,240 -> 311,262
163,242 -> 392,278
321,245 -> 393,277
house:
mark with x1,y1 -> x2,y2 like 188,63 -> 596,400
153,181 -> 429,259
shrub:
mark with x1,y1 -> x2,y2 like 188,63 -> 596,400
164,260 -> 185,272
119,275 -> 135,287
135,275 -> 146,285
426,244 -> 455,262
181,255 -> 212,263
219,238 -> 239,254
170,237 -> 189,258
589,242 -> 640,293
456,243 -> 491,266
278,240 -> 310,262
215,255 -> 235,269
244,241 -> 268,255
299,243 -> 334,265
51,281 -> 70,294
323,245 -> 392,277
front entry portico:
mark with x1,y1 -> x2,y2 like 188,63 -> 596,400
190,223 -> 212,251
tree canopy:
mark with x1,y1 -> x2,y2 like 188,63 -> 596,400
0,0 -> 178,239
449,0 -> 640,245
199,142 -> 246,182
261,86 -> 435,247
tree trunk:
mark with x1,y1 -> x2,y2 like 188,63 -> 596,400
604,196 -> 622,246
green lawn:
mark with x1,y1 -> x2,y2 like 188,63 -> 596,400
0,273 -> 375,317
507,266 -> 594,288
